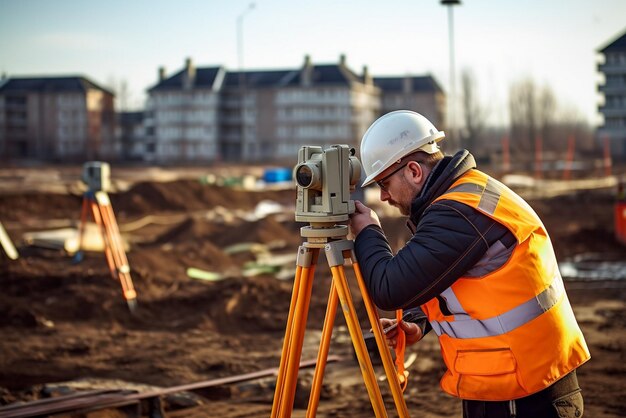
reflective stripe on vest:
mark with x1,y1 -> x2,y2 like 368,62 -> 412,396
443,177 -> 503,216
431,273 -> 565,339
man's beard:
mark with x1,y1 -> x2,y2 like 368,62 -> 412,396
389,177 -> 419,216
388,198 -> 411,216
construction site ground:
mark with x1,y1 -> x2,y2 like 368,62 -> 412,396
0,165 -> 625,417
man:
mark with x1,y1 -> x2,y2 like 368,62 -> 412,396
349,110 -> 590,418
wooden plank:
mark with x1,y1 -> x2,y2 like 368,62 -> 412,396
0,391 -> 137,418
0,221 -> 18,260
0,356 -> 342,418
0,390 -> 112,412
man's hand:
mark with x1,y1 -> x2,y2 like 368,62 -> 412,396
349,200 -> 381,238
380,317 -> 423,349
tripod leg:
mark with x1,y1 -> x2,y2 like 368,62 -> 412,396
306,280 -> 339,417
331,264 -> 388,418
97,194 -> 126,267
271,263 -> 303,418
280,258 -> 317,417
73,196 -> 90,262
353,260 -> 410,418
272,246 -> 319,418
90,200 -> 117,280
96,193 -> 137,309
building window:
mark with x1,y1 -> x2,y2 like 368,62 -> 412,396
6,95 -> 27,106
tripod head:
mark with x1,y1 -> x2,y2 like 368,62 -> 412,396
293,145 -> 361,242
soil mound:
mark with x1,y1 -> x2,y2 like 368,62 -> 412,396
112,180 -> 294,217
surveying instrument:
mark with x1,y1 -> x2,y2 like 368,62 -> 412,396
75,162 -> 137,312
271,145 -> 410,417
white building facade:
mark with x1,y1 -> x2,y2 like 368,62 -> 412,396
598,28 -> 626,160
0,77 -> 115,161
146,60 -> 225,162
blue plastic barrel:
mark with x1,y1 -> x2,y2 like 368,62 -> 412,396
263,168 -> 292,183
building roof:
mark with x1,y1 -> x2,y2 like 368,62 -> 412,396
0,76 -> 113,95
151,59 -> 371,92
223,69 -> 296,88
283,64 -> 363,87
148,58 -> 444,92
598,28 -> 626,53
223,64 -> 362,88
373,75 -> 443,93
149,67 -> 224,91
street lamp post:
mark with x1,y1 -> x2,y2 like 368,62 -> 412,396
237,3 -> 255,161
441,0 -> 461,149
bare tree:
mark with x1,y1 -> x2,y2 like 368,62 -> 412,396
554,106 -> 595,155
107,76 -> 130,112
537,87 -> 556,146
508,78 -> 599,175
509,79 -> 535,154
508,78 -> 558,165
117,79 -> 129,112
459,69 -> 488,152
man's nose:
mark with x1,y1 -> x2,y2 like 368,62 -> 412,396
380,189 -> 390,201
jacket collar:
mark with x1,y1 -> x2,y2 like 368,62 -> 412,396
407,149 -> 477,230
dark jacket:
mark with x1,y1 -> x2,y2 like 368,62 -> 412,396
354,150 -> 517,320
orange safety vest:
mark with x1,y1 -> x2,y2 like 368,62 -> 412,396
423,169 -> 590,401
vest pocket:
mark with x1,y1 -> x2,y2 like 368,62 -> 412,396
454,348 -> 521,399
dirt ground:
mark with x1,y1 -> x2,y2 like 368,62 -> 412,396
0,166 -> 625,417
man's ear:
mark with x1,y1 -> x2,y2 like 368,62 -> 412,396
406,161 -> 423,185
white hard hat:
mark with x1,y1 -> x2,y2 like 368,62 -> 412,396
360,110 -> 445,187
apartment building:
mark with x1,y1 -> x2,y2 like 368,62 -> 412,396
117,111 -> 146,160
220,68 -> 295,161
598,28 -> 626,160
145,60 -> 225,162
264,55 -> 380,161
0,76 -> 115,160
148,55 -> 381,162
148,55 -> 443,163
374,75 -> 445,129
0,58 -> 444,163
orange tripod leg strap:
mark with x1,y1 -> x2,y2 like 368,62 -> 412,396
395,309 -> 409,391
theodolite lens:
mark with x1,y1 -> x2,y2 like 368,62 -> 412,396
295,164 -> 314,188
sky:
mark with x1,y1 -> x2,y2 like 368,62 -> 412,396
1,0 -> 625,128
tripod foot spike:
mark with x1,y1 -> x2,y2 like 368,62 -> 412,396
126,298 -> 138,314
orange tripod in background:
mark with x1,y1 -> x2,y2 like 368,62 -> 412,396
75,162 -> 137,312
270,223 -> 410,418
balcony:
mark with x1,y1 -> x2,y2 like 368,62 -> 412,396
598,83 -> 626,94
5,117 -> 27,126
597,126 -> 626,138
598,106 -> 626,117
598,62 -> 626,75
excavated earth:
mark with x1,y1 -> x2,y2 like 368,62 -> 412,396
0,168 -> 625,417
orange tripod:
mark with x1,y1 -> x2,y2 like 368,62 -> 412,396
270,224 -> 410,417
76,190 -> 137,312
